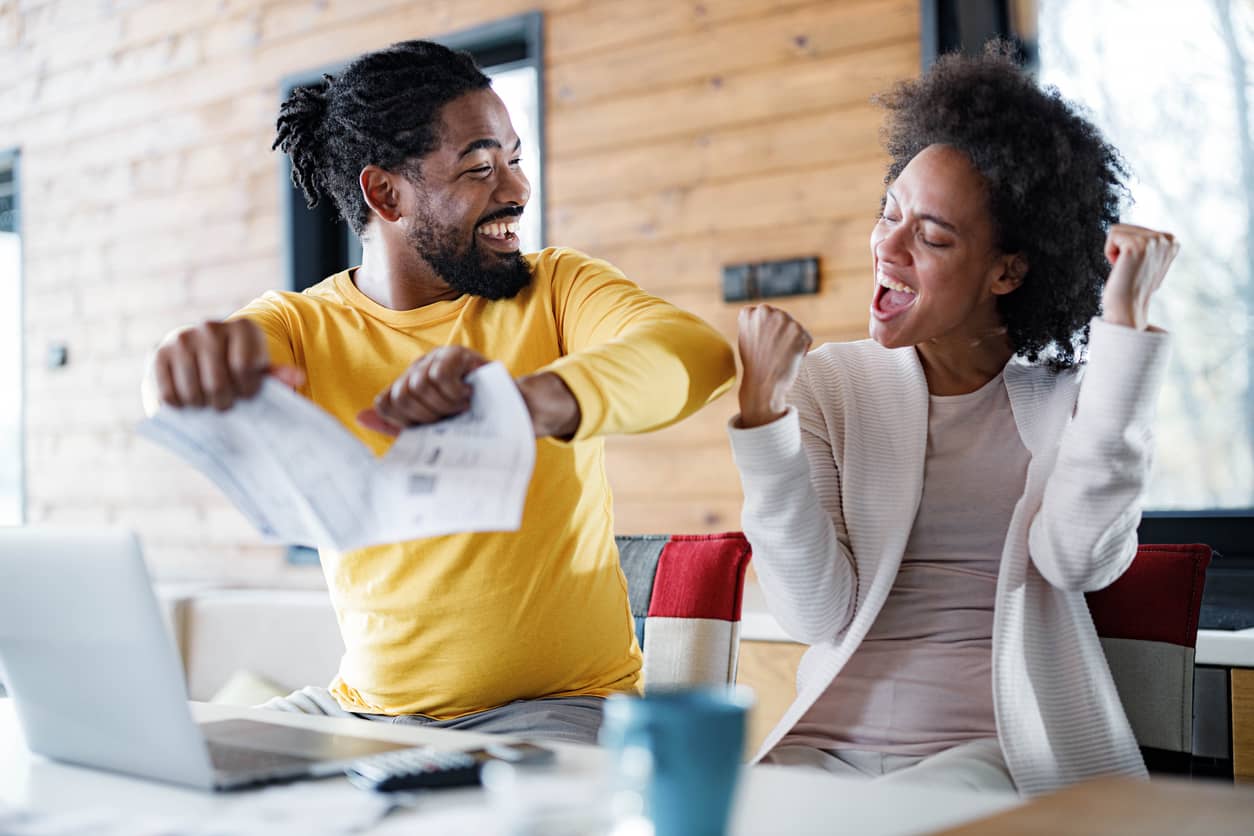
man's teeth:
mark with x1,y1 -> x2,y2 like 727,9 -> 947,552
878,276 -> 916,294
477,221 -> 520,238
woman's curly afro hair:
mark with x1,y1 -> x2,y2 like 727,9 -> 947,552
875,40 -> 1129,368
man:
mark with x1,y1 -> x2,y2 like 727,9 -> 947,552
145,40 -> 734,744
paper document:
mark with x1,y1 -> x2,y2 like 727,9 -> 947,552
0,784 -> 401,836
137,362 -> 536,550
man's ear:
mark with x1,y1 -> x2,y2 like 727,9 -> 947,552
359,165 -> 404,224
991,253 -> 1028,296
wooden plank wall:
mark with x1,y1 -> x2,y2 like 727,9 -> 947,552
550,0 -> 920,534
1,0 -> 919,584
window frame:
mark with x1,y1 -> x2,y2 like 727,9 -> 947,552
920,0 -> 1017,70
1137,512 -> 1254,563
0,147 -> 23,528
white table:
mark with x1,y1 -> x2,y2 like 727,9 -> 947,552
1197,627 -> 1254,668
0,699 -> 1020,835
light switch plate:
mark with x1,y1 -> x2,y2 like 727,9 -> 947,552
721,256 -> 820,302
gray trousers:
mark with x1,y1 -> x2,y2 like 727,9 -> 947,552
762,738 -> 1016,794
260,685 -> 605,745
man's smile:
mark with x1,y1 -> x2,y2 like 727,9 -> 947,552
476,217 -> 522,252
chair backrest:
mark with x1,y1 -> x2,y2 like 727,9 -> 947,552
157,587 -> 344,702
1085,543 -> 1212,757
616,532 -> 753,691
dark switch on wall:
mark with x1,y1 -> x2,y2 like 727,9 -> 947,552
722,264 -> 755,303
722,257 -> 819,302
758,257 -> 819,297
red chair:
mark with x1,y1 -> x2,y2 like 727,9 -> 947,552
1086,543 -> 1212,770
616,532 -> 754,689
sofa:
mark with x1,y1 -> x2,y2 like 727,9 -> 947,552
156,531 -> 754,705
157,585 -> 344,704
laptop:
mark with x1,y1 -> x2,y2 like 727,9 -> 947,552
0,527 -> 421,790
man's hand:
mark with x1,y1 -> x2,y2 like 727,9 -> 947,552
358,346 -> 489,435
1102,223 -> 1180,331
357,347 -> 582,439
517,372 -> 581,439
149,319 -> 304,411
737,304 -> 812,429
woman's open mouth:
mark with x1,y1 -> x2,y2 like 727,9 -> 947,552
871,274 -> 918,321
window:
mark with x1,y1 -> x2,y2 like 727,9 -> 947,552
280,12 -> 545,292
0,150 -> 21,527
475,57 -> 543,256
925,1 -> 1253,514
921,2 -> 1252,562
1033,0 -> 1253,514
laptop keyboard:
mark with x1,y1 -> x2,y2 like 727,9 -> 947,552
206,740 -> 315,774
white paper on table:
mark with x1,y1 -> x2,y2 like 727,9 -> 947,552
0,784 -> 402,836
137,362 -> 536,551
0,804 -> 183,836
190,782 -> 398,836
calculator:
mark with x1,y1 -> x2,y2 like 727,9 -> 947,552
345,747 -> 480,792
345,742 -> 555,792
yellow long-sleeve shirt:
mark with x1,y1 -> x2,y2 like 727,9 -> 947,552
233,247 -> 735,718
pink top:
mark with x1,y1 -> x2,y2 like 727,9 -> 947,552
781,372 -> 1031,755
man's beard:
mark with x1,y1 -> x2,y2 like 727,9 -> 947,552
407,207 -> 532,301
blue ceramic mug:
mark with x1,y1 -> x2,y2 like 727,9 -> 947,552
599,687 -> 753,836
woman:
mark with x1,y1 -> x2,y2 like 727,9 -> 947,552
728,44 -> 1178,796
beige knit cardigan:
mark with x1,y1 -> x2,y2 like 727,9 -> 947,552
728,319 -> 1169,796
